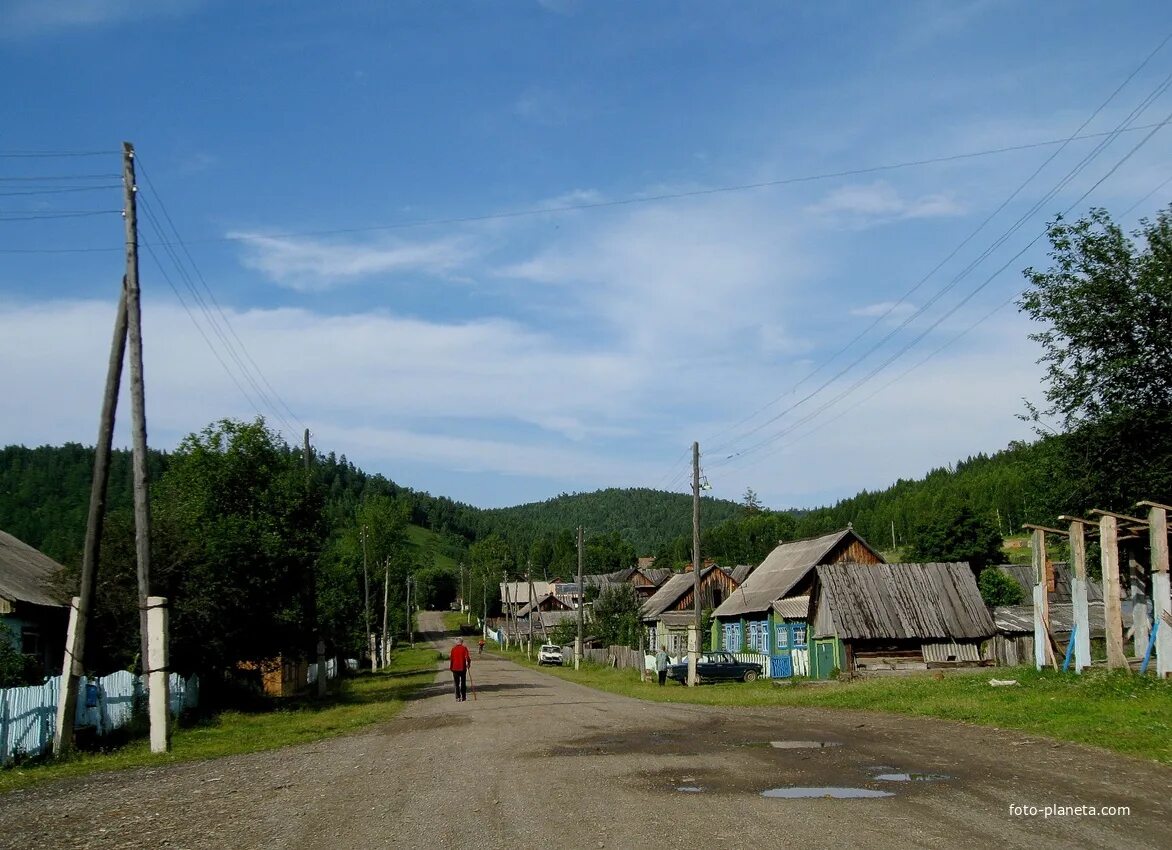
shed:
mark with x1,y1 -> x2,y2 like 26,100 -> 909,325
0,528 -> 70,675
809,562 -> 995,675
995,563 -> 1104,604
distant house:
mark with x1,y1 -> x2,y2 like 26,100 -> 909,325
641,565 -> 742,654
711,527 -> 884,678
808,562 -> 996,675
515,593 -> 571,618
0,529 -> 70,675
995,563 -> 1104,604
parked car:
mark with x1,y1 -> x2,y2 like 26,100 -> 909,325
538,643 -> 563,666
667,651 -> 762,684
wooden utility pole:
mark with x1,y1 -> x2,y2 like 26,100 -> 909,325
407,575 -> 414,646
1100,514 -> 1128,669
575,525 -> 584,670
381,556 -> 390,666
121,142 -> 154,677
1067,518 -> 1092,672
1141,502 -> 1171,678
503,577 -> 513,650
689,441 -> 700,687
361,525 -> 374,671
54,283 -> 129,756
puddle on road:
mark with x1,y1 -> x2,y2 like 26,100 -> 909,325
874,773 -> 950,782
761,787 -> 894,799
675,786 -> 704,793
769,740 -> 842,749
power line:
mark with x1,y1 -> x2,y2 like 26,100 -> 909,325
2,121 -> 1171,255
0,174 -> 120,182
0,185 -> 120,197
716,103 -> 1172,471
135,157 -> 306,434
706,33 -> 1172,457
0,150 -> 117,158
0,210 -> 121,221
708,64 -> 1172,465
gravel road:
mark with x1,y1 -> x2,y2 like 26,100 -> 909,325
2,610 -> 1169,849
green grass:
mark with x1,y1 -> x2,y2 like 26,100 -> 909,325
405,524 -> 460,571
490,642 -> 1172,764
0,647 -> 441,794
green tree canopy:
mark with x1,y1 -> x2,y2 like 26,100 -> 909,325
907,506 -> 1003,572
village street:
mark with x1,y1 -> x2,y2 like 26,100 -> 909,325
1,610 -> 1168,850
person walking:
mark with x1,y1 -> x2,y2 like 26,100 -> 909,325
450,637 -> 472,702
477,637 -> 485,656
655,645 -> 670,686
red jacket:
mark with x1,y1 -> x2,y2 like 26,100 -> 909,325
449,643 -> 471,672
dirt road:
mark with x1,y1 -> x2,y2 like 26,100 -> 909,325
2,610 -> 1169,849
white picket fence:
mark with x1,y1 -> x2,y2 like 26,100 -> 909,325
306,658 -> 338,684
0,670 -> 199,764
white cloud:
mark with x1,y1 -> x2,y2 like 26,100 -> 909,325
808,181 -> 965,226
229,232 -> 473,291
0,0 -> 202,36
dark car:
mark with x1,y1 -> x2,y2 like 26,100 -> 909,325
667,651 -> 763,684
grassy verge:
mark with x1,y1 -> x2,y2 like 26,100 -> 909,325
490,642 -> 1172,764
0,647 -> 441,794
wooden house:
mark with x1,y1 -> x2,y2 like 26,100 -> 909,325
808,562 -> 996,675
711,527 -> 884,678
641,566 -> 741,654
0,528 -> 69,676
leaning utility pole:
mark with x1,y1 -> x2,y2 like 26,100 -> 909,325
407,575 -> 415,647
575,525 -> 584,670
54,282 -> 129,756
688,441 -> 700,687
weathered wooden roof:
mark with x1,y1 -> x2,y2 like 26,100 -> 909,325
772,595 -> 811,620
656,611 -> 698,628
728,564 -> 755,585
713,528 -> 877,618
641,567 -> 673,587
996,563 -> 1104,604
641,567 -> 722,619
515,593 -> 571,617
0,528 -> 68,608
815,562 -> 995,640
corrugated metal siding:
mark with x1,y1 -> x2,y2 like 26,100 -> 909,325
922,642 -> 982,662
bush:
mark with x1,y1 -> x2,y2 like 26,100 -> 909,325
978,567 -> 1025,607
0,633 -> 40,688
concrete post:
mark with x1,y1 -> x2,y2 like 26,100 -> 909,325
316,639 -> 327,698
1069,520 -> 1091,672
1148,506 -> 1170,679
146,596 -> 170,753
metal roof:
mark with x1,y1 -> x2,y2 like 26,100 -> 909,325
772,595 -> 811,620
815,562 -> 995,641
0,528 -> 69,608
712,529 -> 872,618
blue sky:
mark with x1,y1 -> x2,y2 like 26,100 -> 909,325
2,0 -> 1170,513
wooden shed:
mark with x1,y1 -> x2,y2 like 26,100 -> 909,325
808,562 -> 996,675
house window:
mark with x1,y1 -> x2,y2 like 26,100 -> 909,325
776,625 -> 789,649
20,624 -> 41,657
746,620 -> 769,653
792,625 -> 808,647
722,622 -> 743,653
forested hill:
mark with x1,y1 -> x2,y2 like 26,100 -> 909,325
483,488 -> 743,555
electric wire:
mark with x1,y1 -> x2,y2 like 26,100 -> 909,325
136,192 -> 301,439
707,68 -> 1172,465
135,157 -> 306,435
714,104 -> 1172,473
704,31 -> 1172,454
3,122 -> 1171,255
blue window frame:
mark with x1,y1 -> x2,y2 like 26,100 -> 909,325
792,625 -> 808,647
775,624 -> 789,649
722,622 -> 743,652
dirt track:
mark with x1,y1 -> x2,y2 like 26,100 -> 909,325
2,610 -> 1169,849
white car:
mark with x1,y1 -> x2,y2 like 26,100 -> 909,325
538,643 -> 563,666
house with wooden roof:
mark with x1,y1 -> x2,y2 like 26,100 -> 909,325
641,565 -> 741,655
0,528 -> 70,675
711,527 -> 884,677
808,562 -> 996,675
